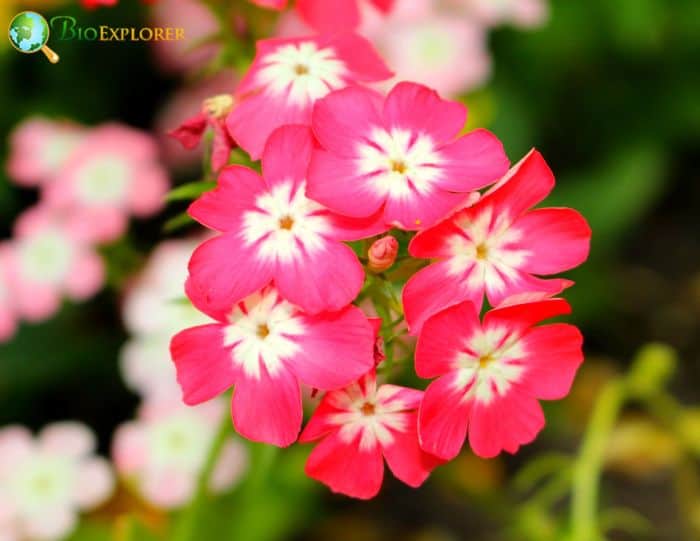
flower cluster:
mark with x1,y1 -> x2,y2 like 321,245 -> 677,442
169,20 -> 591,499
115,238 -> 247,508
0,119 -> 169,343
0,423 -> 113,540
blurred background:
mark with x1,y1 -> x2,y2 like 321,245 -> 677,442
1,0 -> 699,540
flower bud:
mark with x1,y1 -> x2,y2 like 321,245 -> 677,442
368,236 -> 398,273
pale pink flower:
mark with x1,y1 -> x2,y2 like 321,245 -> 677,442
112,398 -> 246,509
3,206 -> 105,323
150,0 -> 221,73
416,297 -> 583,458
226,33 -> 392,159
0,245 -> 17,343
300,369 -> 440,499
459,0 -> 549,28
0,423 -> 113,541
42,124 -> 169,244
403,150 -> 591,334
121,239 -> 210,401
6,117 -> 85,187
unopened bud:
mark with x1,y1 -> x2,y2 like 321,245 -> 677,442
202,94 -> 235,119
368,236 -> 398,273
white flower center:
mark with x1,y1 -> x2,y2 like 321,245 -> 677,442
223,289 -> 304,379
357,127 -> 443,200
76,155 -> 131,206
256,42 -> 347,106
241,180 -> 330,263
18,231 -> 75,284
8,455 -> 75,514
329,382 -> 410,451
42,133 -> 83,171
453,326 -> 524,404
446,206 -> 531,293
149,414 -> 210,471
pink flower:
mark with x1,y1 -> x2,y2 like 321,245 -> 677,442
169,94 -> 237,172
403,150 -> 591,334
171,285 -> 375,446
368,236 -> 398,272
367,12 -> 491,96
226,34 -> 392,159
296,0 -> 395,32
416,296 -> 583,459
307,82 -> 510,230
112,398 -> 246,509
6,117 -> 85,187
186,125 -> 386,317
0,423 -> 113,541
42,124 -> 169,243
299,369 -> 440,499
0,245 -> 17,343
3,206 -> 105,323
150,0 -> 221,73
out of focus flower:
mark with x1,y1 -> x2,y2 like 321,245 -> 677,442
186,125 -> 386,317
416,297 -> 583,459
459,0 -> 549,28
368,236 -> 399,273
81,0 -> 118,8
226,34 -> 392,159
155,71 -> 236,170
3,205 -> 105,322
250,0 -> 288,8
150,0 -> 221,74
300,369 -> 440,499
404,150 -> 590,334
0,423 -> 113,541
169,93 -> 237,172
121,239 -> 210,401
42,124 -> 169,244
371,15 -> 490,97
308,82 -> 508,231
112,398 -> 246,509
171,285 -> 375,446
0,244 -> 18,342
296,0 -> 395,33
6,117 -> 85,187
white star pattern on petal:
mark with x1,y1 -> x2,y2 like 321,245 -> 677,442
357,127 -> 444,200
223,289 -> 305,380
452,325 -> 525,404
256,42 -> 348,106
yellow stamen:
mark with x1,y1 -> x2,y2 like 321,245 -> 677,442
479,353 -> 494,369
390,159 -> 407,174
475,243 -> 489,260
294,64 -> 309,75
203,94 -> 235,119
279,215 -> 294,230
257,324 -> 270,339
360,402 -> 375,416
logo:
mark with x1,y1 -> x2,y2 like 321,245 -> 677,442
8,11 -> 60,64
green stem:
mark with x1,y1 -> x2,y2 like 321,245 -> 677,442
570,378 -> 627,541
172,413 -> 232,541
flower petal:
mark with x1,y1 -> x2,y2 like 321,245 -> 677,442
231,364 -> 302,447
383,413 -> 441,488
305,430 -> 384,499
171,324 -> 237,405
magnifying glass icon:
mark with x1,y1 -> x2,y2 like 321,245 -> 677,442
8,11 -> 60,64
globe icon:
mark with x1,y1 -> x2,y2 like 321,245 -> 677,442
8,11 -> 59,63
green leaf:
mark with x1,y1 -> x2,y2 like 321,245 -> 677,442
166,181 -> 216,203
